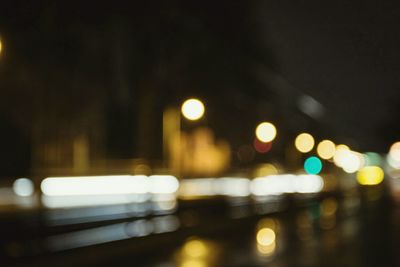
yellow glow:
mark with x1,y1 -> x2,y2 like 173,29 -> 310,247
255,122 -> 277,142
181,98 -> 205,121
336,144 -> 350,151
0,38 -> 2,54
257,218 -> 277,231
257,242 -> 276,255
389,142 -> 400,162
256,228 -> 276,246
256,225 -> 277,256
357,166 -> 384,186
253,163 -> 278,177
317,140 -> 336,160
181,260 -> 206,267
295,133 -> 315,153
178,178 -> 215,198
183,239 -> 208,258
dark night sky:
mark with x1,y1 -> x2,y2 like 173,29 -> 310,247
256,0 -> 400,151
1,0 -> 400,164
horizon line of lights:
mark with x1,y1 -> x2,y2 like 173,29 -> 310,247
8,174 -> 325,201
41,175 -> 179,196
179,174 -> 324,198
294,132 -> 383,176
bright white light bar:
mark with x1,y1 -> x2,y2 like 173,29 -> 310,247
294,174 -> 324,193
250,174 -> 324,196
213,177 -> 251,197
148,175 -> 179,194
41,175 -> 148,196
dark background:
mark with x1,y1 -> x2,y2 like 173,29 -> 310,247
0,0 -> 399,176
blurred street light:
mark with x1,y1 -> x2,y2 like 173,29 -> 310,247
317,140 -> 336,160
255,122 -> 277,143
181,98 -> 205,121
295,133 -> 315,153
357,166 -> 384,185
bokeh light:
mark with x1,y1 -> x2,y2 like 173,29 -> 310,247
181,260 -> 206,267
255,122 -> 277,143
341,151 -> 362,173
317,140 -> 336,160
183,239 -> 208,258
389,142 -> 400,161
256,228 -> 276,246
13,178 -> 34,197
253,138 -> 272,153
364,152 -> 382,166
333,145 -> 351,167
357,166 -> 384,186
256,227 -> 276,256
295,133 -> 315,153
181,98 -> 205,121
253,163 -> 279,177
336,144 -> 350,151
257,242 -> 276,255
0,38 -> 2,54
388,142 -> 400,169
304,156 -> 322,175
387,154 -> 400,169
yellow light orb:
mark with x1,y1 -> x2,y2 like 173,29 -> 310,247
255,122 -> 277,143
256,228 -> 276,246
317,140 -> 336,160
0,38 -> 2,54
253,163 -> 278,177
295,133 -> 315,153
389,142 -> 400,162
336,144 -> 350,151
181,260 -> 206,267
257,242 -> 276,255
181,98 -> 205,121
183,239 -> 207,258
356,166 -> 384,186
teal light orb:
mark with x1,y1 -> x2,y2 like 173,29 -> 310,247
304,156 -> 322,175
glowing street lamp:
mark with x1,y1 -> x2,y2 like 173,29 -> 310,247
255,122 -> 277,143
181,98 -> 205,121
295,133 -> 315,153
317,140 -> 336,160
